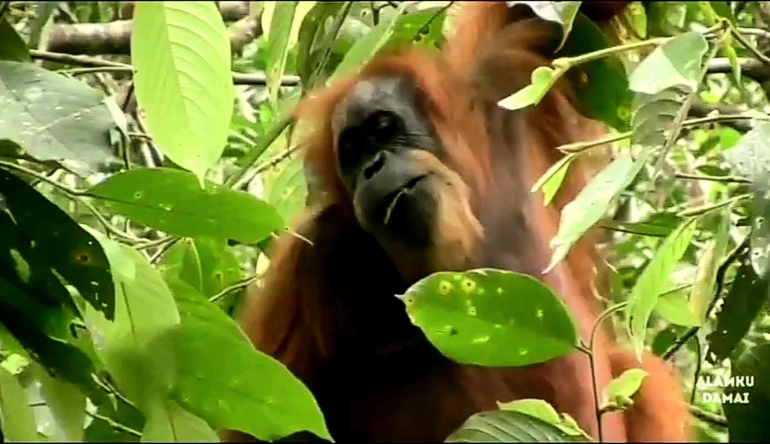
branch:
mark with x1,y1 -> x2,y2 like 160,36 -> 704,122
28,49 -> 300,86
706,57 -> 770,82
46,2 -> 259,55
119,1 -> 249,21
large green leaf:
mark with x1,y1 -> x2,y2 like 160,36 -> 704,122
559,13 -> 632,131
547,154 -> 645,272
131,2 -> 235,182
0,19 -> 30,62
724,121 -> 770,280
510,1 -> 581,50
398,269 -> 577,367
0,62 -> 120,174
329,2 -> 409,81
80,230 -> 180,414
262,1 -> 300,106
0,365 -> 38,442
626,218 -> 697,357
0,165 -> 115,320
296,2 -> 344,86
446,410 -> 587,442
141,398 -> 219,442
160,237 -> 241,299
167,279 -> 331,442
34,362 -> 86,441
88,168 -> 285,244
628,31 -> 708,94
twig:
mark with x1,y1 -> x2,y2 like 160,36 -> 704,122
662,236 -> 751,360
209,274 -> 259,303
559,114 -> 766,154
584,302 -> 627,442
730,26 -> 770,66
86,411 -> 142,437
688,404 -> 728,427
29,49 -> 300,86
674,172 -> 751,184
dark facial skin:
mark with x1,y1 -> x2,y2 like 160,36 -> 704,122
331,76 -> 443,249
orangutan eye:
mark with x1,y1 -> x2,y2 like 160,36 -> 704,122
369,111 -> 399,142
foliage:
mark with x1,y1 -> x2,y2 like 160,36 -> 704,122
0,0 -> 769,442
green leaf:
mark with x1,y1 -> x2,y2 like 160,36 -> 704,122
654,290 -> 700,327
531,153 -> 575,206
88,168 -> 285,244
600,211 -> 684,238
131,2 -> 234,182
496,399 -> 590,439
80,230 -> 180,414
263,2 -> 299,106
296,2 -> 343,86
722,344 -> 770,442
141,399 -> 219,442
0,61 -> 121,174
167,278 -> 331,442
160,237 -> 241,299
689,209 -> 730,323
601,368 -> 648,411
497,67 -> 558,111
330,2 -> 409,81
626,218 -> 697,357
509,1 -> 581,51
707,259 -> 769,363
446,410 -> 588,442
709,1 -> 737,25
632,87 -> 688,149
264,154 -> 308,223
559,13 -> 633,131
398,269 -> 578,367
34,362 -> 86,442
0,165 -> 115,320
628,31 -> 709,94
0,19 -> 30,62
547,154 -> 645,272
724,121 -> 770,278
0,365 -> 38,442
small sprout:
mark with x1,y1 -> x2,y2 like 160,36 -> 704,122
496,287 -> 504,295
536,308 -> 544,319
519,348 -> 529,356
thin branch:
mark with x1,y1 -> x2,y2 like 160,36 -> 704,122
559,114 -> 766,154
674,172 -> 751,184
209,275 -> 259,303
29,49 -> 300,86
689,404 -> 728,427
730,26 -> 770,66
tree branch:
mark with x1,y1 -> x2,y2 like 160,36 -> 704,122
46,2 -> 259,55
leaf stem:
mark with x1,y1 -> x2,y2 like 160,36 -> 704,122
674,172 -> 750,184
559,114 -> 765,154
581,302 -> 627,443
551,23 -> 723,71
676,194 -> 749,217
730,24 -> 770,66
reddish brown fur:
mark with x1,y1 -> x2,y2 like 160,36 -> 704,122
224,2 -> 689,442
